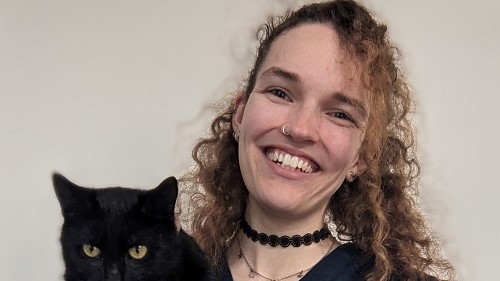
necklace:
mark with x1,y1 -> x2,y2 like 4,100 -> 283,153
240,218 -> 330,247
236,237 -> 335,281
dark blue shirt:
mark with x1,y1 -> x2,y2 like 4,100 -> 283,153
214,243 -> 372,281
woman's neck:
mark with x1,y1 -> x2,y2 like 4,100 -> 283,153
227,204 -> 338,280
244,199 -> 328,235
228,230 -> 338,280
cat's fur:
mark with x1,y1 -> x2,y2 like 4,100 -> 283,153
52,173 -> 210,281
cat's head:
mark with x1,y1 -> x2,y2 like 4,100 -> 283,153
53,173 -> 183,281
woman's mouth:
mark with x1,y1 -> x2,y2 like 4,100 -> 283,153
265,148 -> 319,173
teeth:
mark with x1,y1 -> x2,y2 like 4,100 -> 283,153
283,154 -> 291,166
290,156 -> 298,168
266,150 -> 316,173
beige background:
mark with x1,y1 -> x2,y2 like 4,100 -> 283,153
1,0 -> 498,280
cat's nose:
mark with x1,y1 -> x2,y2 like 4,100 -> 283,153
105,264 -> 122,281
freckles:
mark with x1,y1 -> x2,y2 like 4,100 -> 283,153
242,109 -> 263,129
240,107 -> 259,128
244,97 -> 281,126
323,132 -> 359,161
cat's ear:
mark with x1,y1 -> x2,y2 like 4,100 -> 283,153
141,176 -> 178,221
155,176 -> 179,207
52,173 -> 96,218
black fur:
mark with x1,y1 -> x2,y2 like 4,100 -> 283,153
52,173 -> 210,281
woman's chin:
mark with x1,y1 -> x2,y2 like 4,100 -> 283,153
250,193 -> 316,218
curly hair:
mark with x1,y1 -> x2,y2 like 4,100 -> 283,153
181,1 -> 455,280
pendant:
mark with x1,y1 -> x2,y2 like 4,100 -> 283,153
297,271 -> 304,278
249,269 -> 256,278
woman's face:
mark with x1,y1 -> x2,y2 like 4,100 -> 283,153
233,23 -> 368,220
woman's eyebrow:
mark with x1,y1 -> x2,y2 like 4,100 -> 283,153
259,66 -> 300,83
332,92 -> 367,118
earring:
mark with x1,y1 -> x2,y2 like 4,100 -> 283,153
233,130 -> 239,142
349,171 -> 356,181
281,124 -> 290,136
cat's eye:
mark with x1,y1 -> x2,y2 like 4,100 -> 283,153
128,245 -> 148,260
82,244 -> 101,258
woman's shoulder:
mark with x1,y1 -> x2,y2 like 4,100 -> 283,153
211,258 -> 233,281
321,243 -> 441,281
329,244 -> 441,281
211,243 -> 438,281
211,243 -> 370,281
212,243 -> 371,281
300,242 -> 372,281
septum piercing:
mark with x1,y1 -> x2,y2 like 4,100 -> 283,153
281,124 -> 290,136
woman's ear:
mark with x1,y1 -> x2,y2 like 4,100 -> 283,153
347,154 -> 367,182
232,94 -> 245,132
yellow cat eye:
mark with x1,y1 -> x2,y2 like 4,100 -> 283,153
82,244 -> 101,258
128,245 -> 148,260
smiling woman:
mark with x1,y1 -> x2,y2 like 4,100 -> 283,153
233,24 -> 366,221
181,0 -> 455,280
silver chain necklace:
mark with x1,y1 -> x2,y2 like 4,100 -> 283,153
236,237 -> 335,281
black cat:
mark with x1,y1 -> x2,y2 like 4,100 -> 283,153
52,173 -> 210,281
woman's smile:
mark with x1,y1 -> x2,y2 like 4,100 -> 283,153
264,147 -> 319,174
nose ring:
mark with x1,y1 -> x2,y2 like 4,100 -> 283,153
281,124 -> 290,136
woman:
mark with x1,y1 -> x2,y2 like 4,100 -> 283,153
182,0 -> 455,280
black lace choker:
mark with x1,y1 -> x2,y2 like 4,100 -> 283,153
240,218 -> 330,247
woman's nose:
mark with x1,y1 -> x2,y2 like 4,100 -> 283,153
284,105 -> 320,143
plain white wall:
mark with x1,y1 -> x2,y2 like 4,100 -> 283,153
1,1 -> 498,280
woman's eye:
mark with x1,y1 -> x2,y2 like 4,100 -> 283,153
269,88 -> 290,100
331,111 -> 355,124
